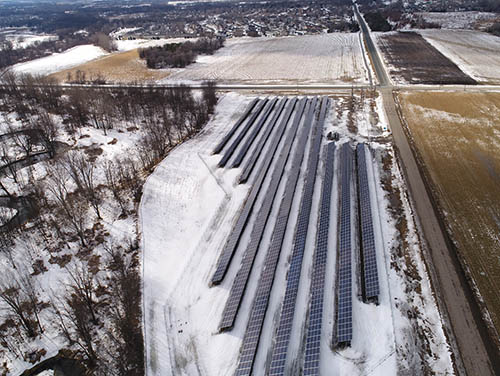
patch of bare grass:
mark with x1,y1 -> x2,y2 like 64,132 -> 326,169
49,49 -> 170,84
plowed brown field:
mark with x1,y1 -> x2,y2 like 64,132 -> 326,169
400,91 -> 500,334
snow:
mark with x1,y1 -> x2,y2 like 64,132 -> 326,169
115,38 -> 196,52
10,45 -> 108,76
110,27 -> 142,38
416,12 -> 499,30
140,92 -> 454,375
141,93 -> 253,375
0,34 -> 58,50
0,111 -> 145,374
419,29 -> 500,84
161,33 -> 370,85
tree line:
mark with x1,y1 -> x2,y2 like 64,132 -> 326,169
139,37 -> 225,69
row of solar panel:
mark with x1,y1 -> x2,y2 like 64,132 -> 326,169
219,97 -> 310,330
301,142 -> 336,376
268,98 -> 331,376
214,97 -> 381,373
217,98 -> 271,168
335,143 -> 354,348
211,97 -> 300,285
356,144 -> 380,303
234,97 -> 324,376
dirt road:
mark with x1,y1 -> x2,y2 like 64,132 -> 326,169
354,3 -> 497,375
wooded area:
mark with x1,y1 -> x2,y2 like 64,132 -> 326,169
0,74 -> 217,374
139,37 -> 225,68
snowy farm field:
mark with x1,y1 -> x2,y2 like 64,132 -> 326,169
399,91 -> 500,338
415,12 -> 500,31
6,37 -> 189,82
10,45 -> 108,76
141,91 -> 453,375
419,30 -> 500,84
164,34 -> 371,85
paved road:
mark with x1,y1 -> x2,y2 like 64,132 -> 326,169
354,4 -> 497,376
2,83 -> 500,92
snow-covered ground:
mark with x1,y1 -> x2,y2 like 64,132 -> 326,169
0,33 -> 58,50
419,29 -> 500,84
115,37 -> 196,52
161,33 -> 370,85
11,45 -> 107,76
110,27 -> 143,38
140,92 -> 454,375
415,12 -> 499,30
0,114 -> 144,374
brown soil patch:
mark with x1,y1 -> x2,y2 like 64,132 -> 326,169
377,32 -> 477,85
49,49 -> 170,84
400,91 -> 500,332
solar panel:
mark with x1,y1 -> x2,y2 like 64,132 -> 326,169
234,97 -> 326,375
210,98 -> 299,286
268,97 -> 330,376
356,143 -> 380,303
231,97 -> 282,168
335,143 -> 353,347
301,142 -> 336,376
239,98 -> 289,183
219,98 -> 310,331
218,98 -> 270,168
213,98 -> 259,154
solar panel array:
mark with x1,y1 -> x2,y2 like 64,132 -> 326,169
210,98 -> 300,285
235,97 -> 325,376
239,98 -> 290,184
213,98 -> 259,154
302,142 -> 336,376
231,98 -> 282,168
268,97 -> 330,376
219,98 -> 309,331
335,143 -> 353,347
356,143 -> 380,303
218,98 -> 270,168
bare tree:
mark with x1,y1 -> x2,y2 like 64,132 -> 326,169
64,152 -> 102,219
202,80 -> 218,113
65,88 -> 90,132
0,271 -> 39,338
1,143 -> 19,184
104,244 -> 143,375
17,269 -> 44,334
91,32 -> 117,52
104,160 -> 127,215
65,263 -> 99,325
62,292 -> 98,366
0,232 -> 15,269
35,110 -> 58,157
46,163 -> 89,246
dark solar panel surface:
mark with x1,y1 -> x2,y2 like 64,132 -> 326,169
218,98 -> 270,168
356,143 -> 380,301
211,98 -> 299,285
231,97 -> 281,168
301,142 -> 336,376
335,143 -> 353,346
239,98 -> 288,184
219,98 -> 309,331
234,97 -> 324,376
213,98 -> 259,154
268,97 -> 330,376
